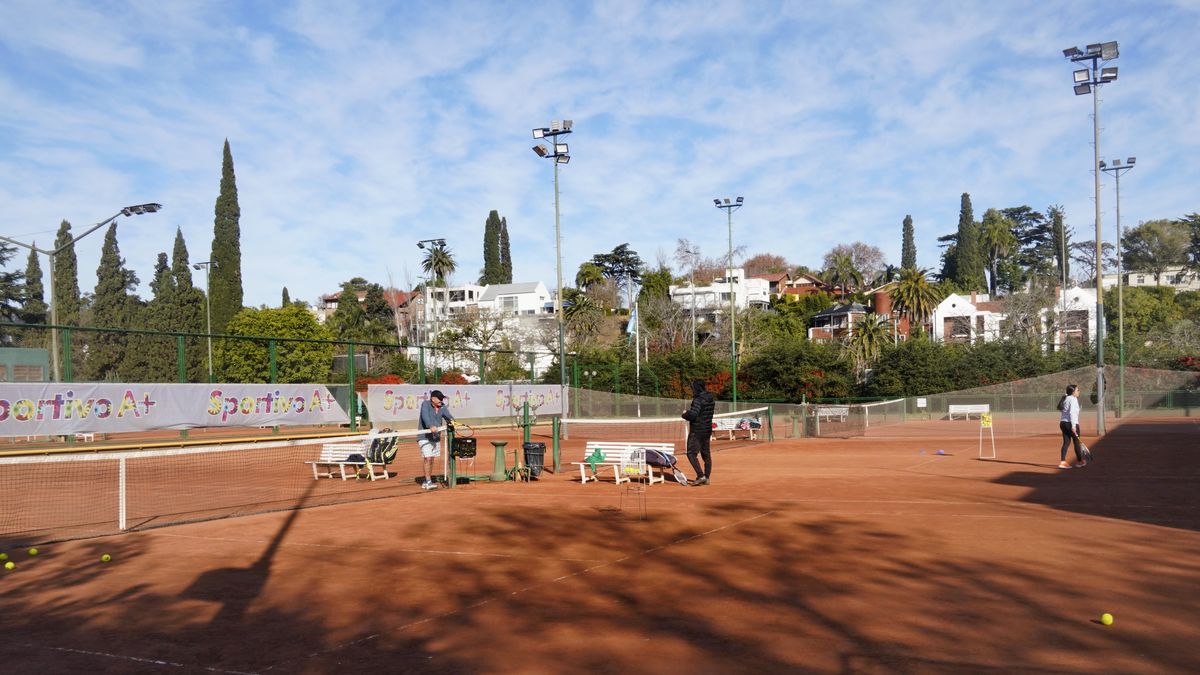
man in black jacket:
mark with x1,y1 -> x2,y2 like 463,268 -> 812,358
681,380 -> 715,485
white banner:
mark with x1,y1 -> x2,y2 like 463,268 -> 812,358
367,384 -> 563,423
0,384 -> 350,437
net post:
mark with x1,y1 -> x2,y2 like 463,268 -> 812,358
118,455 -> 127,531
767,406 -> 775,441
447,426 -> 456,489
522,400 -> 531,445
552,416 -> 561,472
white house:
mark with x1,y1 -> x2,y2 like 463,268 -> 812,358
1102,266 -> 1200,293
477,282 -> 554,316
669,267 -> 770,320
424,283 -> 486,320
931,288 -> 1097,350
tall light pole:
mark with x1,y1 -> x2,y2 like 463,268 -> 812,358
532,119 -> 572,387
1064,40 -> 1119,435
714,196 -> 743,404
1100,156 -> 1135,418
192,260 -> 217,382
0,203 -> 163,382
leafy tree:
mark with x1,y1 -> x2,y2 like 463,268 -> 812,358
0,243 -> 24,342
1181,213 -> 1200,271
331,281 -> 369,342
1122,218 -> 1190,285
862,338 -> 960,397
52,220 -> 81,327
217,305 -> 335,383
979,208 -> 1017,296
743,253 -> 790,277
209,139 -> 244,333
637,264 -> 673,304
480,210 -> 503,284
738,339 -> 849,401
83,224 -> 139,381
498,216 -> 512,283
822,243 -> 885,285
901,214 -> 917,270
1070,240 -> 1114,286
952,193 -> 985,291
1114,286 -> 1182,334
890,267 -> 942,333
591,243 -> 644,307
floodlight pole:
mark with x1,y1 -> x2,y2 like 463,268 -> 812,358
714,197 -> 743,404
1065,41 -> 1118,435
531,120 -> 573,387
1101,158 -> 1135,418
193,261 -> 217,382
0,203 -> 162,382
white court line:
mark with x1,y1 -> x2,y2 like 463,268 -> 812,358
263,510 -> 775,672
12,643 -> 256,675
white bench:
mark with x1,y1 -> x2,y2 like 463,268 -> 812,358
815,406 -> 849,422
75,432 -> 96,443
711,417 -> 760,440
948,404 -> 990,420
572,442 -> 676,485
306,437 -> 389,481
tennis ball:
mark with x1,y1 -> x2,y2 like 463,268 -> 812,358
0,552 -> 7,561
4,561 -> 14,570
101,554 -> 112,563
1100,613 -> 1114,626
27,547 -> 38,556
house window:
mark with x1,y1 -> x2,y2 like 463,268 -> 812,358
1136,275 -> 1145,284
501,297 -> 518,313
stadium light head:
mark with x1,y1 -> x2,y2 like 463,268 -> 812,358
724,198 -> 731,205
555,154 -> 570,164
1063,46 -> 1082,58
1101,66 -> 1118,82
532,144 -> 548,157
1073,69 -> 1090,83
120,202 -> 163,217
554,142 -> 569,155
533,128 -> 547,139
1127,157 -> 1136,165
417,241 -> 425,249
713,199 -> 721,206
1100,41 -> 1119,60
1086,43 -> 1102,56
1099,160 -> 1107,169
736,196 -> 744,204
1074,83 -> 1091,96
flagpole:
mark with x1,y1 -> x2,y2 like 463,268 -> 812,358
635,300 -> 641,417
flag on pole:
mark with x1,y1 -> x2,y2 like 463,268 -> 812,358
626,303 -> 638,341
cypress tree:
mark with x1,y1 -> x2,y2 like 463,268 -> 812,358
952,193 -> 985,291
0,243 -> 23,343
124,253 -> 174,381
84,224 -> 139,381
282,287 -> 291,306
21,248 -> 47,347
901,215 -> 917,270
499,216 -> 512,283
170,228 -> 206,381
481,210 -> 502,284
52,220 -> 81,327
209,139 -> 244,333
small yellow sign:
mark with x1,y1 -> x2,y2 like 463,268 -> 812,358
980,413 -> 993,428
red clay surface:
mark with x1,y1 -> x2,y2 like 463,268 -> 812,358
2,417 -> 1199,673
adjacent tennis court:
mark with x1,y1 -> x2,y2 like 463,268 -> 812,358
2,414 -> 1198,673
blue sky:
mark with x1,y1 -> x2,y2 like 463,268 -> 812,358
2,0 -> 1198,309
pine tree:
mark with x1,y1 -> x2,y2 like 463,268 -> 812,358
20,248 -> 47,347
901,214 -> 917,270
210,139 -> 244,333
952,193 -> 985,291
282,287 -> 291,306
480,210 -> 502,284
84,224 -> 139,381
0,243 -> 23,343
499,217 -> 512,283
52,220 -> 81,327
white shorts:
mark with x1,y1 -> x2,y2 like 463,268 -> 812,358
419,439 -> 440,458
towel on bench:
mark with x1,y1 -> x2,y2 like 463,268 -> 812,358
585,448 -> 607,473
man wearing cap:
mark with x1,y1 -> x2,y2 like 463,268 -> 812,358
417,390 -> 455,490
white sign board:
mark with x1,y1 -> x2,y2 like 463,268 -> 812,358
0,383 -> 350,437
367,384 -> 563,423
916,397 -> 928,409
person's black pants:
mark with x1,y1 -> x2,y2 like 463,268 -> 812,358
686,432 -> 712,479
1059,421 -> 1083,462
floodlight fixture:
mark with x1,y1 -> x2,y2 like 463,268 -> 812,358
1074,83 -> 1091,95
1086,43 -> 1102,56
554,142 -> 569,154
1100,41 -> 1119,60
533,128 -> 546,139
1127,157 -> 1136,164
736,196 -> 744,204
1101,66 -> 1118,81
1073,69 -> 1090,83
713,198 -> 721,206
555,154 -> 569,164
532,144 -> 548,157
1099,160 -> 1107,169
121,202 -> 163,216
1063,46 -> 1082,58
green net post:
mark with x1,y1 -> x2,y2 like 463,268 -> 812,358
176,335 -> 186,382
523,400 -> 531,445
446,426 -> 456,489
791,413 -> 799,438
63,327 -> 74,381
552,416 -> 561,472
418,346 -> 427,384
269,339 -> 278,384
478,350 -> 486,384
767,406 -> 775,441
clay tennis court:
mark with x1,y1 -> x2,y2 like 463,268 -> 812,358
3,416 -> 1199,673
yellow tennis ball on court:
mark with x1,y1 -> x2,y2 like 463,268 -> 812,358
0,552 -> 8,561
27,547 -> 38,556
101,554 -> 112,563
4,561 -> 14,570
1100,612 -> 1114,626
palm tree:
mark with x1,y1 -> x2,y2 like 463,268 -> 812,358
843,313 -> 892,379
980,208 -> 1017,296
890,267 -> 942,335
563,288 -> 603,347
575,262 -> 605,292
421,244 -> 456,346
824,252 -> 863,297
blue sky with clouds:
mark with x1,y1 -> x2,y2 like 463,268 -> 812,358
2,1 -> 1197,308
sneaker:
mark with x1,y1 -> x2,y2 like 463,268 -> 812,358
1074,460 -> 1088,468
673,470 -> 689,486
1057,462 -> 1072,469
421,480 -> 435,490
693,476 -> 708,485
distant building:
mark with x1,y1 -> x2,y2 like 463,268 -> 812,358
1101,266 -> 1200,293
931,288 -> 1097,350
669,267 -> 770,321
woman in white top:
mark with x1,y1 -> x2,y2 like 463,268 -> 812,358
1056,384 -> 1086,469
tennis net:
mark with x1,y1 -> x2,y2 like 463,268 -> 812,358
710,406 -> 773,443
809,399 -> 906,438
0,428 -> 444,546
560,416 -> 688,445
